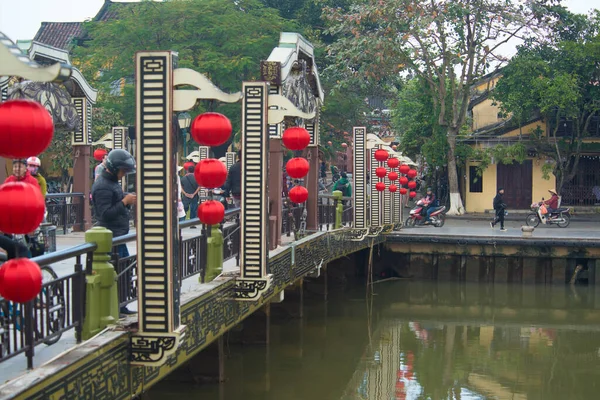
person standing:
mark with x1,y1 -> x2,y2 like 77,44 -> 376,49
4,159 -> 40,189
333,172 -> 352,204
180,164 -> 200,221
26,157 -> 47,198
94,149 -> 108,181
91,149 -> 136,315
223,150 -> 242,208
491,188 -> 507,231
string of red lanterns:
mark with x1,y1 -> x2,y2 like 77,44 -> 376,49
0,99 -> 54,303
282,126 -> 311,204
190,112 -> 233,225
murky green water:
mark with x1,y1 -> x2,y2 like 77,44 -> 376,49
150,281 -> 600,399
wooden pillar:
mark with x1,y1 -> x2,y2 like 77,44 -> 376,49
72,145 -> 92,231
268,138 -> 283,249
0,157 -> 6,183
306,146 -> 319,231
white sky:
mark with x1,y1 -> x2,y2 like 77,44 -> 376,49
0,0 -> 597,43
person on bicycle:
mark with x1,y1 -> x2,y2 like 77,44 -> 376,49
4,159 -> 40,189
26,157 -> 47,198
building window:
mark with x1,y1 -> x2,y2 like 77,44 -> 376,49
469,166 -> 483,193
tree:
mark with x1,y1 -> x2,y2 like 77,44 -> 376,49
493,9 -> 600,192
72,0 -> 295,138
319,0 -> 558,214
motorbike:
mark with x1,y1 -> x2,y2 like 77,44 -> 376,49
405,199 -> 446,228
526,201 -> 570,228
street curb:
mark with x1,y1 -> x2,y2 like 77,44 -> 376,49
445,213 -> 599,222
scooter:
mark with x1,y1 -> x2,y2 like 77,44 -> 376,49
526,201 -> 570,228
405,199 -> 446,228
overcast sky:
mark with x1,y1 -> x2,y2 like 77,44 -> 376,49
0,0 -> 597,42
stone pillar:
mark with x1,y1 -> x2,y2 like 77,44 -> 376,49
72,145 -> 92,231
306,146 -> 319,231
0,158 -> 6,183
268,138 -> 283,250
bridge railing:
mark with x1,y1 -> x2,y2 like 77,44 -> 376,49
318,194 -> 353,229
0,244 -> 90,369
45,193 -> 86,234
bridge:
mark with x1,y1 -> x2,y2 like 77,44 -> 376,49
1,31 -> 600,400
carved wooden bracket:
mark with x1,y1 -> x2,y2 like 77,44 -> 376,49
173,68 -> 242,111
267,94 -> 316,125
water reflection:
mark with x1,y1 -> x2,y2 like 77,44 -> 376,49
150,281 -> 600,400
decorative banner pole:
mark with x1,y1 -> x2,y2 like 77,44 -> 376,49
383,159 -> 392,226
350,126 -> 369,240
369,144 -> 387,236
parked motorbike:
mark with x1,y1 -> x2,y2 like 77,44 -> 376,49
405,199 -> 446,228
526,202 -> 570,228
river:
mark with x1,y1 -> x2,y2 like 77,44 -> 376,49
149,280 -> 600,399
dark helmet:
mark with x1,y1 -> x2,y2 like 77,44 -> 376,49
105,149 -> 136,174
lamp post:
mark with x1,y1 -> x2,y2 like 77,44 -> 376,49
177,111 -> 191,157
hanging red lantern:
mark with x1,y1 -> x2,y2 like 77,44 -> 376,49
407,169 -> 418,179
389,184 -> 397,193
289,186 -> 309,204
399,164 -> 410,174
190,112 -> 232,147
0,182 -> 45,234
375,167 -> 387,178
399,176 -> 408,186
0,99 -> 54,159
388,171 -> 398,181
387,158 -> 399,168
93,148 -> 108,162
374,149 -> 389,162
399,188 -> 408,195
0,258 -> 43,303
282,127 -> 310,150
198,200 -> 225,225
408,181 -> 417,189
375,182 -> 386,191
409,191 -> 417,198
194,158 -> 227,188
286,157 -> 310,179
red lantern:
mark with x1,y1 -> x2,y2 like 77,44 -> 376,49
289,186 -> 309,204
374,149 -> 389,162
389,184 -> 397,192
399,165 -> 410,174
190,112 -> 232,147
399,188 -> 408,195
407,169 -> 418,179
341,143 -> 348,148
375,167 -> 387,178
0,258 -> 42,303
282,127 -> 310,151
194,158 -> 227,188
399,176 -> 408,186
375,182 -> 386,191
388,171 -> 398,181
327,141 -> 332,146
198,200 -> 225,225
408,181 -> 417,189
387,158 -> 399,168
0,182 -> 45,234
0,99 -> 54,158
93,148 -> 108,162
409,191 -> 417,198
286,157 -> 310,179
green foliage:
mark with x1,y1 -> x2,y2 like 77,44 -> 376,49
91,107 -> 124,142
72,0 -> 295,138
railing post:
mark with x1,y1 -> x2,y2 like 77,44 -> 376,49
205,224 -> 224,282
82,227 -> 118,340
333,190 -> 343,229
24,301 -> 35,369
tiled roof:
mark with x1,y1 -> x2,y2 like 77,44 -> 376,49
32,22 -> 83,50
94,1 -> 140,22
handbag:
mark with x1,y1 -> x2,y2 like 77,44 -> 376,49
539,204 -> 548,215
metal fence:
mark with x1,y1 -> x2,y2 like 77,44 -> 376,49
46,193 -> 86,234
0,244 -> 91,369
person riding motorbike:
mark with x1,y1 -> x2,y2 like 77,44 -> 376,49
421,187 -> 436,223
543,189 -> 559,216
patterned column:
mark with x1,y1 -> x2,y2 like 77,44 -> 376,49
235,82 -> 272,300
369,146 -> 382,227
71,97 -> 92,230
305,112 -> 320,230
112,126 -> 128,191
392,158 -> 402,225
225,151 -> 237,171
197,146 -> 210,200
383,160 -> 392,225
131,50 -> 184,366
353,127 -> 367,229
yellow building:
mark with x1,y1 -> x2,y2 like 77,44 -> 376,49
463,73 -> 600,212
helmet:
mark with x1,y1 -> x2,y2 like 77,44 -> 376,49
105,149 -> 136,174
426,187 -> 432,192
26,157 -> 41,167
12,159 -> 26,165
93,148 -> 108,162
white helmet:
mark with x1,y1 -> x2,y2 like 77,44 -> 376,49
26,157 -> 41,167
